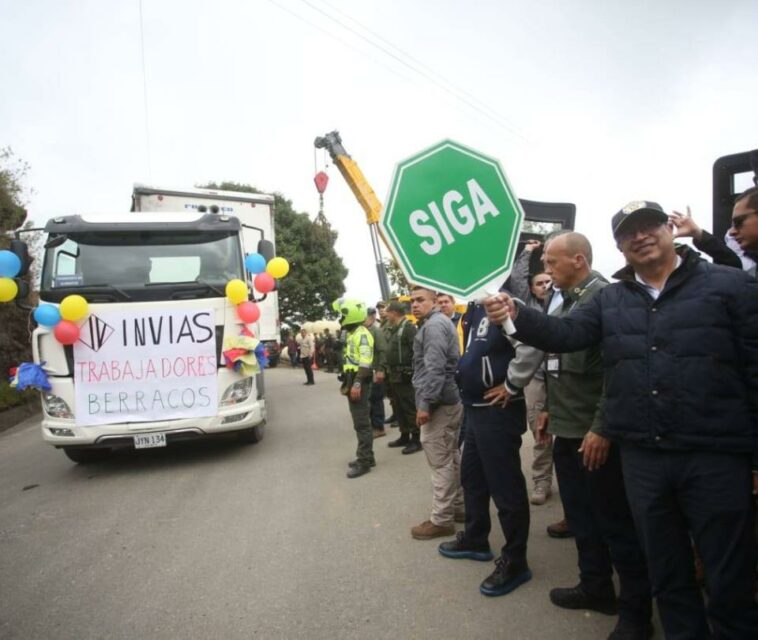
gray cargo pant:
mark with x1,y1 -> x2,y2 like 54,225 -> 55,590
524,377 -> 553,489
420,402 -> 464,527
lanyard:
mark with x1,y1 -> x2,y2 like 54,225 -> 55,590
561,277 -> 599,315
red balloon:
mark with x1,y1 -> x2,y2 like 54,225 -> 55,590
54,320 -> 80,345
237,301 -> 261,324
254,272 -> 275,294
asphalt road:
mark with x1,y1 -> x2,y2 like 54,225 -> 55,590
0,366 -> 648,640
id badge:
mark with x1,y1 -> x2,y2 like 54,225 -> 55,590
546,353 -> 561,378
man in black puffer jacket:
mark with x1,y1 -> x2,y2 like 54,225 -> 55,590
485,201 -> 758,640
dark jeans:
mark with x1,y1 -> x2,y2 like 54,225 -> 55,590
370,379 -> 385,428
553,437 -> 652,625
348,381 -> 374,466
620,445 -> 758,639
301,356 -> 314,384
460,403 -> 529,564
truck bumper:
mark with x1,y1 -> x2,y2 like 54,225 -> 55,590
41,398 -> 266,449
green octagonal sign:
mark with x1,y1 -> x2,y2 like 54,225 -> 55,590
380,140 -> 524,298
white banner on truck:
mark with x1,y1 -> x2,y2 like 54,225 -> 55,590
73,308 -> 218,426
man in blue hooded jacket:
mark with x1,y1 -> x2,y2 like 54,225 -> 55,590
438,292 -> 543,598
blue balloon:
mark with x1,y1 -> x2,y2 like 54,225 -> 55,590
34,304 -> 61,327
0,250 -> 21,278
245,253 -> 267,274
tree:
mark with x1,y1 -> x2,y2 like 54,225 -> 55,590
0,148 -> 33,388
200,182 -> 348,329
0,148 -> 28,231
384,258 -> 410,296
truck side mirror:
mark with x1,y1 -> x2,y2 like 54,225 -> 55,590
10,239 -> 32,277
257,239 -> 275,263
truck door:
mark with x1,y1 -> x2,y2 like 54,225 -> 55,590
512,198 -> 577,278
712,149 -> 758,240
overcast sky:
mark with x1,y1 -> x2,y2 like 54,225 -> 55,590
2,0 -> 756,307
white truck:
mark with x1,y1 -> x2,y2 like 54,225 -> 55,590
18,209 -> 271,463
131,184 -> 281,366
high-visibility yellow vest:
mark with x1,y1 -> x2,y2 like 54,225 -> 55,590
343,325 -> 374,372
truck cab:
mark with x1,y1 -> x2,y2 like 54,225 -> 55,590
34,212 -> 267,463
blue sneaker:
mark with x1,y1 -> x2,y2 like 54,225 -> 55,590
438,532 -> 494,562
479,557 -> 532,597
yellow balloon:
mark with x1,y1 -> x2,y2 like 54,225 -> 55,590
225,279 -> 248,304
60,294 -> 89,321
266,257 -> 290,279
0,277 -> 18,303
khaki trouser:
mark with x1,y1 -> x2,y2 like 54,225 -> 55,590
420,402 -> 464,526
524,377 -> 553,489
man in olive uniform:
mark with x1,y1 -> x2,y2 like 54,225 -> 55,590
333,298 -> 376,479
365,307 -> 388,438
323,327 -> 336,373
384,301 -> 422,454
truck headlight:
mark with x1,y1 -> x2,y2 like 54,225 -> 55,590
220,377 -> 253,406
43,394 -> 74,419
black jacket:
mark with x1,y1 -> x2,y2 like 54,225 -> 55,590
512,246 -> 758,468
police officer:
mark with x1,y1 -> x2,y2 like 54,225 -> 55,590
384,300 -> 421,454
332,298 -> 375,479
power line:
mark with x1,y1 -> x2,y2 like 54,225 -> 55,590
265,0 -> 419,87
316,0 -> 525,133
296,0 -> 529,142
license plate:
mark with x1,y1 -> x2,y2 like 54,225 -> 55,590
134,432 -> 167,449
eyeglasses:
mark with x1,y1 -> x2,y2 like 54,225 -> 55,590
731,211 -> 758,231
615,220 -> 665,243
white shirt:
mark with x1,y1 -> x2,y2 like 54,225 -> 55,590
634,256 -> 682,300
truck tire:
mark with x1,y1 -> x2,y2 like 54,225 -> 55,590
63,447 -> 111,464
237,423 -> 265,445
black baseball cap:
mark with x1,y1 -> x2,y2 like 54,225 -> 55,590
611,201 -> 667,238
367,307 -> 377,316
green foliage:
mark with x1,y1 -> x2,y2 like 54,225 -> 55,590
0,147 -> 34,392
199,182 -> 348,329
0,148 -> 28,232
384,258 -> 410,297
0,382 -> 36,412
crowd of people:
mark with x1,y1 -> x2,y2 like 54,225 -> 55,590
299,188 -> 758,639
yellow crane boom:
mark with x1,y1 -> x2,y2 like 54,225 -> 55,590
314,131 -> 391,300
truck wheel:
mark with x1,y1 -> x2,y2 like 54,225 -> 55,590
63,447 -> 111,464
237,423 -> 265,444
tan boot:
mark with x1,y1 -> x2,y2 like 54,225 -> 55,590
410,520 -> 455,540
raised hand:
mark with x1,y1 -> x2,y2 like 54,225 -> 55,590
483,292 -> 516,326
669,206 -> 703,241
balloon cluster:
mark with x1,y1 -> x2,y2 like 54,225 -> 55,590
225,253 -> 290,324
33,295 -> 89,345
0,250 -> 22,302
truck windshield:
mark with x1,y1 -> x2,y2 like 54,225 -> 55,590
40,230 -> 244,303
